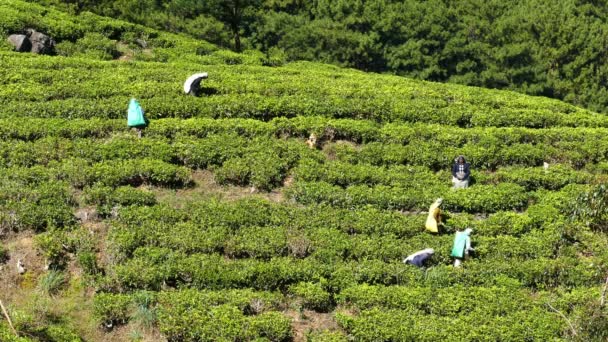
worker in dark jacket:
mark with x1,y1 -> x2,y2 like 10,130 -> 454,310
452,155 -> 471,188
403,248 -> 435,268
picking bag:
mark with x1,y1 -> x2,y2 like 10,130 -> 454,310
451,231 -> 468,258
425,199 -> 441,233
127,98 -> 147,127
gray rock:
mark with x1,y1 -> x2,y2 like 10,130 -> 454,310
26,29 -> 55,55
135,38 -> 148,49
75,208 -> 98,222
7,34 -> 31,52
17,259 -> 25,275
110,206 -> 120,219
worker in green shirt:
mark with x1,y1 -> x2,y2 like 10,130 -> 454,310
451,228 -> 474,267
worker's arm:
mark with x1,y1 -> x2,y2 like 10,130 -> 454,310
437,209 -> 442,225
465,237 -> 474,252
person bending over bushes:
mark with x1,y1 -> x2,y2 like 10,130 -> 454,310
403,248 -> 435,268
425,198 -> 443,233
451,228 -> 474,267
127,98 -> 148,138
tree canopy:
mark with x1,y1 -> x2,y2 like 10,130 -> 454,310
28,0 -> 608,113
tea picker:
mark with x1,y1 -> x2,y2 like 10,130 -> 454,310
425,198 -> 443,233
127,98 -> 147,138
403,248 -> 435,268
452,155 -> 471,188
451,228 -> 474,267
184,72 -> 208,96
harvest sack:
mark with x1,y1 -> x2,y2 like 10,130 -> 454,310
425,198 -> 442,233
451,229 -> 472,258
127,98 -> 147,127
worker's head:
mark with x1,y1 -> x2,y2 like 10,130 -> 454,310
457,155 -> 466,164
464,228 -> 473,235
436,198 -> 443,205
424,248 -> 435,254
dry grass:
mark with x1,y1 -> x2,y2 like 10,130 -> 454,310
0,232 -> 44,302
151,170 -> 288,208
0,230 -> 164,342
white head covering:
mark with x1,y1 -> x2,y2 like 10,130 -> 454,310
183,72 -> 208,94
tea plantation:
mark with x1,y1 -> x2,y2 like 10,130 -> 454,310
0,1 -> 607,341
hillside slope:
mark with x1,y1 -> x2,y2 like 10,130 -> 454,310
22,0 -> 608,114
0,1 -> 607,341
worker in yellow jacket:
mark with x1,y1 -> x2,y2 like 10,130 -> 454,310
425,198 -> 443,233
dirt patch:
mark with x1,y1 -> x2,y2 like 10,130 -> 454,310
75,207 -> 99,224
285,309 -> 341,342
283,175 -> 295,187
0,232 -> 45,303
115,42 -> 134,62
95,324 -> 166,342
117,54 -> 133,62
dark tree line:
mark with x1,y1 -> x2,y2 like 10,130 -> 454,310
30,0 -> 608,113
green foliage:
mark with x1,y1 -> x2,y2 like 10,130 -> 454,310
35,230 -> 69,269
245,311 -> 292,341
289,281 -> 332,312
336,306 -> 563,341
57,158 -> 192,188
77,251 -> 100,276
0,180 -> 76,232
84,185 -> 156,216
93,293 -> 132,326
572,302 -> 608,341
225,226 -> 287,260
2,46 -> 606,128
56,33 -> 119,60
572,184 -> 608,233
287,181 -> 528,213
131,292 -> 157,330
18,0 -> 608,113
0,243 -> 7,263
1,320 -> 82,342
215,151 -> 291,191
156,289 -> 288,341
306,330 -> 348,342
37,270 -> 67,295
0,323 -> 34,341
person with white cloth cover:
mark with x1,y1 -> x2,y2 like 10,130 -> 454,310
184,72 -> 208,96
403,248 -> 435,268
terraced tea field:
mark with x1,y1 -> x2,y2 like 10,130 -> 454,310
0,1 -> 607,341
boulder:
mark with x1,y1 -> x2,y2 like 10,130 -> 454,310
7,34 -> 31,52
26,29 -> 55,54
135,38 -> 148,49
7,29 -> 55,55
17,259 -> 26,275
75,208 -> 98,222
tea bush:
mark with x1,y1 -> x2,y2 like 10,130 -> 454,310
83,185 -> 156,216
